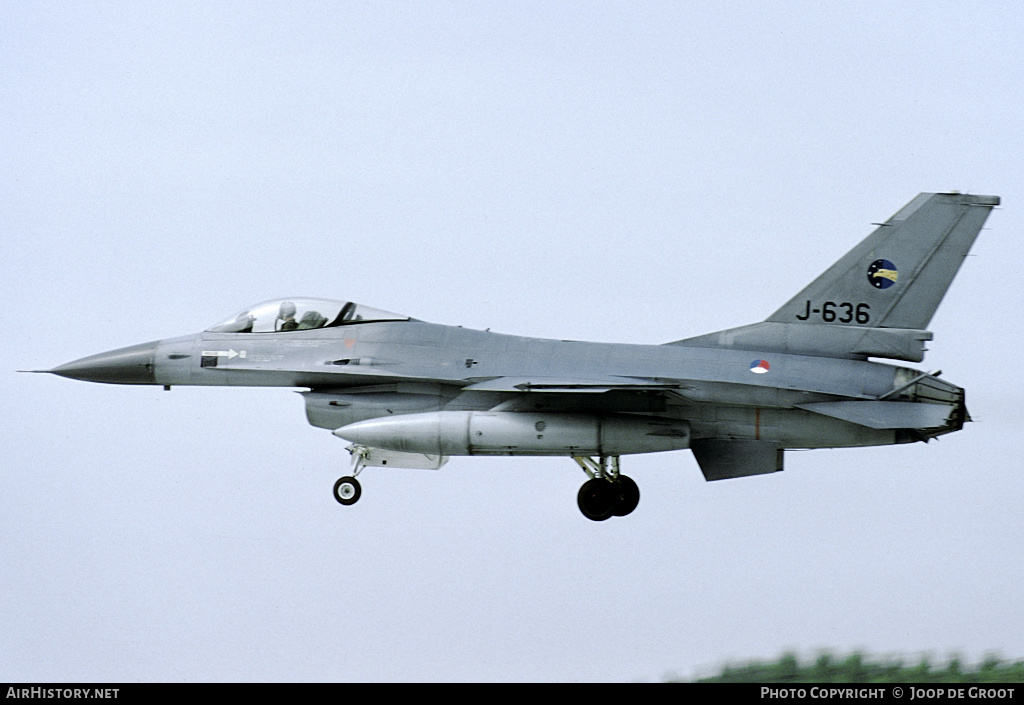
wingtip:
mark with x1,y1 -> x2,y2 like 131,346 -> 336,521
938,192 -> 1000,206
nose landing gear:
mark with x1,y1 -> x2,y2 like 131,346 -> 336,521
333,445 -> 369,506
573,456 -> 640,521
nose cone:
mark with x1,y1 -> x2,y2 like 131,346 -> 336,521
50,340 -> 160,385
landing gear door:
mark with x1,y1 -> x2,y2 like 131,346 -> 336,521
349,445 -> 448,470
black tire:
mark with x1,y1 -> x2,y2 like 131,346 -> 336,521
577,478 -> 615,521
611,475 -> 640,516
333,476 -> 361,505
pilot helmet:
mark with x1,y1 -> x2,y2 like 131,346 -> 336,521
278,301 -> 297,319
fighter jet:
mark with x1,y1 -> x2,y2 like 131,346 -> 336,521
41,192 -> 999,520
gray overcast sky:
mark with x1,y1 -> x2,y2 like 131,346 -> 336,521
3,1 -> 1023,682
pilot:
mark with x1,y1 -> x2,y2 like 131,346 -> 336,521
277,301 -> 298,331
235,313 -> 255,333
297,310 -> 327,329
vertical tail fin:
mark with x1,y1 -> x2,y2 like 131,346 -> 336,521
767,192 -> 999,329
673,193 -> 999,362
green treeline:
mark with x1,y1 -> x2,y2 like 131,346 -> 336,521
685,652 -> 1024,683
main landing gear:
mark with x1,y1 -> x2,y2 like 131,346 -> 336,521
573,456 -> 639,521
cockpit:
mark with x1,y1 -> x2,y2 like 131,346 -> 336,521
206,298 -> 410,333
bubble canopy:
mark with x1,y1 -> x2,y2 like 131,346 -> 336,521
206,298 -> 410,333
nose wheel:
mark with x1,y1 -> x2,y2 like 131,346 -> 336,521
333,476 -> 361,505
573,456 -> 640,521
333,445 -> 372,506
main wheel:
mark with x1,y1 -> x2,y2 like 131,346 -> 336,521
611,475 -> 640,517
333,476 -> 361,505
577,478 -> 615,521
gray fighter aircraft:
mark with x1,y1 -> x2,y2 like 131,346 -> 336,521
42,192 -> 999,520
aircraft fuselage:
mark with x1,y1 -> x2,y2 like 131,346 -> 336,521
54,320 -> 961,452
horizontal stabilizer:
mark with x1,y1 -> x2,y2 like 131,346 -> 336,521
691,439 -> 783,481
796,400 -> 956,430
